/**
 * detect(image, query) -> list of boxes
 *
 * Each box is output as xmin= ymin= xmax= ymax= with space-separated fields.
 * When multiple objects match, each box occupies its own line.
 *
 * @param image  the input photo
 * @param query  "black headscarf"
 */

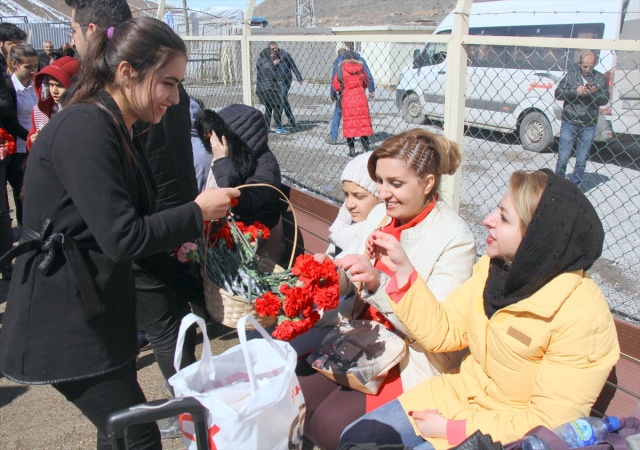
xmin=483 ymin=169 xmax=605 ymax=318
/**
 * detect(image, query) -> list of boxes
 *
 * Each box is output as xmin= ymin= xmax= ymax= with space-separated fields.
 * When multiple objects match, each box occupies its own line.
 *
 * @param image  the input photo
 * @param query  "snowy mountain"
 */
xmin=0 ymin=0 xmax=159 ymax=23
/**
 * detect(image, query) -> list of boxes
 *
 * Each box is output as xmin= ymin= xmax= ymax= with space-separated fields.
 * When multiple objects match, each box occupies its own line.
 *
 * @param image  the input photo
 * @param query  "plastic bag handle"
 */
xmin=237 ymin=314 xmax=289 ymax=394
xmin=173 ymin=313 xmax=212 ymax=373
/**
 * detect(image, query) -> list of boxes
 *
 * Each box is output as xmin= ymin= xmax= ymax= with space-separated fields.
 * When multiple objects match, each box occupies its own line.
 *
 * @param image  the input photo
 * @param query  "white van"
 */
xmin=395 ymin=0 xmax=639 ymax=152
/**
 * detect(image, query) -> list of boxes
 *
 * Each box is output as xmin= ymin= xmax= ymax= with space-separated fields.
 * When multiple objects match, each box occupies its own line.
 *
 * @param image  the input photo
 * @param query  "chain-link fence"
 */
xmin=38 ymin=7 xmax=639 ymax=323
xmin=180 ymin=24 xmax=639 ymax=324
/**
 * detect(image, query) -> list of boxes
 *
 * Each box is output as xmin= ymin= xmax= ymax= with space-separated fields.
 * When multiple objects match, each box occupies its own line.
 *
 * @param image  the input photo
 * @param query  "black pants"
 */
xmin=135 ymin=269 xmax=197 ymax=384
xmin=347 ymin=136 xmax=371 ymax=151
xmin=281 ymin=79 xmax=296 ymax=125
xmin=5 ymin=153 xmax=27 ymax=225
xmin=53 ymin=361 xmax=161 ymax=450
xmin=258 ymin=90 xmax=283 ymax=128
xmin=0 ymin=159 xmax=13 ymax=266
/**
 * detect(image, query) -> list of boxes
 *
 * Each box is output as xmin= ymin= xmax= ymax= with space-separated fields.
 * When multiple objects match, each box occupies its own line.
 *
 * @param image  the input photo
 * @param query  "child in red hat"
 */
xmin=26 ymin=56 xmax=80 ymax=150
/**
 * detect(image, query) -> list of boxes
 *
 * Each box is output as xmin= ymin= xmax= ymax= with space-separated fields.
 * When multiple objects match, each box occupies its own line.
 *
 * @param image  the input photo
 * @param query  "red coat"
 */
xmin=332 ymin=60 xmax=373 ymax=138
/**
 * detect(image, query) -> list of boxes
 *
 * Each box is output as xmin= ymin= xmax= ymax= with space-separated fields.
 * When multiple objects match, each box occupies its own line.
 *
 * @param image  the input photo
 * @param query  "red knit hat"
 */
xmin=34 ymin=56 xmax=81 ymax=97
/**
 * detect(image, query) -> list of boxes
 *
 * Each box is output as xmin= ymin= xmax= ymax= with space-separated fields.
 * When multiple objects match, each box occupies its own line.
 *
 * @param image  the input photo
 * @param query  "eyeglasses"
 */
xmin=581 ymin=65 xmax=594 ymax=69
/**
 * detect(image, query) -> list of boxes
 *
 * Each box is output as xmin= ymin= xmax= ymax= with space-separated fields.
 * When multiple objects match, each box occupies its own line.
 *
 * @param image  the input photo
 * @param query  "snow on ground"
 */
xmin=0 ymin=0 xmax=69 ymax=22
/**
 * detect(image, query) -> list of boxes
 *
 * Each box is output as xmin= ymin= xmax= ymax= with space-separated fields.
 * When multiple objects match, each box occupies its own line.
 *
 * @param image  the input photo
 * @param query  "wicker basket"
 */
xmin=202 ymin=184 xmax=298 ymax=330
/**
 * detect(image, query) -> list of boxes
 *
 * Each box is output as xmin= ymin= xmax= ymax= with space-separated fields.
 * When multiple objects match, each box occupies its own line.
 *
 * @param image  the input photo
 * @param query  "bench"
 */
xmin=281 ymin=183 xmax=640 ymax=419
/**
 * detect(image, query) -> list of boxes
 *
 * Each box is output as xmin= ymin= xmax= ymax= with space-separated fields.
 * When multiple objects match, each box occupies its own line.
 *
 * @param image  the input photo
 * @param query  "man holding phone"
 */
xmin=554 ymin=51 xmax=609 ymax=186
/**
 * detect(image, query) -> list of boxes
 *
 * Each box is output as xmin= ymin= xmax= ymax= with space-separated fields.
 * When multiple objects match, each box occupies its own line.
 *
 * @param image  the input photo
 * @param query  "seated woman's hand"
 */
xmin=313 ymin=252 xmax=330 ymax=263
xmin=367 ymin=231 xmax=415 ymax=286
xmin=195 ymin=187 xmax=240 ymax=221
xmin=410 ymin=409 xmax=447 ymax=440
xmin=334 ymin=254 xmax=380 ymax=292
xmin=210 ymin=133 xmax=228 ymax=160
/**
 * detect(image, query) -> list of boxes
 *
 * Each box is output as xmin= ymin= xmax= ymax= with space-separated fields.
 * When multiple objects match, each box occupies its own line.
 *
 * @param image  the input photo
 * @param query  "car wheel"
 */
xmin=401 ymin=93 xmax=426 ymax=124
xmin=519 ymin=111 xmax=554 ymax=153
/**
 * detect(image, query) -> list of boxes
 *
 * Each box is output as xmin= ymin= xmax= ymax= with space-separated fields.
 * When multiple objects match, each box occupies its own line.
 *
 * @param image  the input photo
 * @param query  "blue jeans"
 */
xmin=339 ymin=399 xmax=434 ymax=449
xmin=555 ymin=121 xmax=596 ymax=185
xmin=330 ymin=103 xmax=342 ymax=141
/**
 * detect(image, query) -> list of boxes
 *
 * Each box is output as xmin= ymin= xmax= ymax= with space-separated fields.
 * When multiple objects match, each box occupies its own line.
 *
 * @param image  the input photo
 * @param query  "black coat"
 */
xmin=212 ymin=104 xmax=284 ymax=228
xmin=133 ymin=84 xmax=204 ymax=304
xmin=273 ymin=48 xmax=303 ymax=84
xmin=0 ymin=74 xmax=29 ymax=141
xmin=255 ymin=48 xmax=282 ymax=98
xmin=0 ymin=92 xmax=203 ymax=383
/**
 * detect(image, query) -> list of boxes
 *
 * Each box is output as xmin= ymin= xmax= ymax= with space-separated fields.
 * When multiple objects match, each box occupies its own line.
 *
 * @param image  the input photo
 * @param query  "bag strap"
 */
xmin=237 ymin=314 xmax=290 ymax=395
xmin=173 ymin=313 xmax=211 ymax=373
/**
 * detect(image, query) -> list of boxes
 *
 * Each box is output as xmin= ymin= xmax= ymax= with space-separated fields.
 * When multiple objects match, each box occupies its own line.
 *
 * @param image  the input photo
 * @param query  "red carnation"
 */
xmin=255 ymin=292 xmax=282 ymax=318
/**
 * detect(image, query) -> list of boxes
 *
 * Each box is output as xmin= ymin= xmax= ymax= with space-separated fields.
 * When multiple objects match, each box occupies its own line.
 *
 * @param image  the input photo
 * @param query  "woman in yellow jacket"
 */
xmin=337 ymin=169 xmax=620 ymax=449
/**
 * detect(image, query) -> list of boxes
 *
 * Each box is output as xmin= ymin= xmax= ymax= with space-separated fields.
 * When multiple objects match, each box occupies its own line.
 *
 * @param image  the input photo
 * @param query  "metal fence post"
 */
xmin=241 ymin=0 xmax=256 ymax=106
xmin=441 ymin=0 xmax=473 ymax=212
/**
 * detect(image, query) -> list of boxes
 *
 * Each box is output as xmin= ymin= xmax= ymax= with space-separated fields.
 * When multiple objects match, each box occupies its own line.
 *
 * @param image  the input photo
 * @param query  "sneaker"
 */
xmin=274 ymin=127 xmax=290 ymax=135
xmin=325 ymin=137 xmax=338 ymax=145
xmin=157 ymin=416 xmax=182 ymax=440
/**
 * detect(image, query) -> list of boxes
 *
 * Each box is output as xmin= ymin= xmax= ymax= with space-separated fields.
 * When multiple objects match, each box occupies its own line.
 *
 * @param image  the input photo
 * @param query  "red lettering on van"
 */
xmin=528 ymin=82 xmax=554 ymax=91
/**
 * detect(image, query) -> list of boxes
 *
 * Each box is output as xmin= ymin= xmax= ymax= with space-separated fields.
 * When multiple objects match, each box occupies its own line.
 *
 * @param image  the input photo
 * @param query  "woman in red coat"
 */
xmin=332 ymin=50 xmax=373 ymax=157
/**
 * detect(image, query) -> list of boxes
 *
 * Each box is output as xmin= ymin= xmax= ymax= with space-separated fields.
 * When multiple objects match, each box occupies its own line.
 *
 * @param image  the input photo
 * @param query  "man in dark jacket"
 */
xmin=267 ymin=41 xmax=303 ymax=129
xmin=554 ymin=51 xmax=609 ymax=185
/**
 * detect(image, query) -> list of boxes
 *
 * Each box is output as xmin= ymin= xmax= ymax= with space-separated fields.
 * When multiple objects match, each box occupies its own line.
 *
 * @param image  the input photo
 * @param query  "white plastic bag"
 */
xmin=169 ymin=313 xmax=305 ymax=450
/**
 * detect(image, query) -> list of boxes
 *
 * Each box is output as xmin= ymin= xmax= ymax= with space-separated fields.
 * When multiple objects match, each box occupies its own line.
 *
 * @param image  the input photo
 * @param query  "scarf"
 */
xmin=483 ymin=168 xmax=605 ymax=318
xmin=375 ymin=195 xmax=437 ymax=276
xmin=328 ymin=204 xmax=368 ymax=255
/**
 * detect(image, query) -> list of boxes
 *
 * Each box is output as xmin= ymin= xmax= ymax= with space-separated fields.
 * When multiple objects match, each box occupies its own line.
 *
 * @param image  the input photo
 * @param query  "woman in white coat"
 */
xmin=299 ymin=128 xmax=476 ymax=450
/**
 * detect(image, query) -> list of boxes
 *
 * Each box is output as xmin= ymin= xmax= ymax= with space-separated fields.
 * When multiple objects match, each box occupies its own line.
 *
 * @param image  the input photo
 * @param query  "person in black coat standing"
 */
xmin=0 ymin=17 xmax=239 ymax=450
xmin=63 ymin=0 xmax=208 ymax=440
xmin=256 ymin=47 xmax=289 ymax=135
xmin=267 ymin=41 xmax=303 ymax=129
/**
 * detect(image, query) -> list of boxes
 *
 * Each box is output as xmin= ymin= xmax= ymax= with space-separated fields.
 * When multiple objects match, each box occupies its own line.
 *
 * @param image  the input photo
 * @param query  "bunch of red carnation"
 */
xmin=0 ymin=128 xmax=16 ymax=160
xmin=255 ymin=254 xmax=340 ymax=341
xmin=204 ymin=219 xmax=270 ymax=250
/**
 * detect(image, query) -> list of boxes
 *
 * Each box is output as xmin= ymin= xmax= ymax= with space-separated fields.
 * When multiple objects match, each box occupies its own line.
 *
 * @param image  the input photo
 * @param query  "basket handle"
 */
xmin=235 ymin=183 xmax=299 ymax=270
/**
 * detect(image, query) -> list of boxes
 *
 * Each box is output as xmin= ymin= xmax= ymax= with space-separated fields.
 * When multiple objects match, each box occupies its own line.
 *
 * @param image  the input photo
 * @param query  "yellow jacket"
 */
xmin=391 ymin=255 xmax=620 ymax=449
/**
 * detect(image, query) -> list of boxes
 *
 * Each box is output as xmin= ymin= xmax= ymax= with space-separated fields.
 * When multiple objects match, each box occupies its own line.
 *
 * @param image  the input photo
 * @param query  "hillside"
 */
xmin=1 ymin=0 xmax=499 ymax=27
xmin=255 ymin=0 xmax=496 ymax=28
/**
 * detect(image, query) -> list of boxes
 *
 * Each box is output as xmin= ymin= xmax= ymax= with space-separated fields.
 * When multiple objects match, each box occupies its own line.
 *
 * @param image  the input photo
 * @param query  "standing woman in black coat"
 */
xmin=0 ymin=17 xmax=239 ymax=450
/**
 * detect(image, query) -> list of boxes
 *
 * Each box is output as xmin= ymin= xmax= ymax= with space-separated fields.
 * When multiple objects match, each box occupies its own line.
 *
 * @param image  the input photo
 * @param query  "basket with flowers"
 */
xmin=190 ymin=185 xmax=341 ymax=337
xmin=0 ymin=129 xmax=17 ymax=161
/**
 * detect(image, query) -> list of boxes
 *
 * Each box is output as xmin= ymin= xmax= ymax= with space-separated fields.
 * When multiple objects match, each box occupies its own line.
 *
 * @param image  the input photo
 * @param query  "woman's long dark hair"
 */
xmin=67 ymin=16 xmax=186 ymax=107
xmin=194 ymin=109 xmax=256 ymax=181
xmin=66 ymin=17 xmax=186 ymax=166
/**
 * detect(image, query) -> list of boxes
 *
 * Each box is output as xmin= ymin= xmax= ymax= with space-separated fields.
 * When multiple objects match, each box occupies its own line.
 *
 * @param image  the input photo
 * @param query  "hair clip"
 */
xmin=107 ymin=26 xmax=115 ymax=40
